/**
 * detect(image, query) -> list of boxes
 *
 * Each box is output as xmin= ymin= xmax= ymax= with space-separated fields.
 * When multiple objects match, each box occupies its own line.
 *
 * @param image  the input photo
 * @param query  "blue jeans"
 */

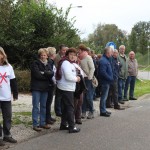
xmin=32 ymin=91 xmax=48 ymax=127
xmin=124 ymin=76 xmax=136 ymax=98
xmin=100 ymin=84 xmax=110 ymax=113
xmin=82 ymin=79 xmax=94 ymax=113
xmin=118 ymin=78 xmax=126 ymax=101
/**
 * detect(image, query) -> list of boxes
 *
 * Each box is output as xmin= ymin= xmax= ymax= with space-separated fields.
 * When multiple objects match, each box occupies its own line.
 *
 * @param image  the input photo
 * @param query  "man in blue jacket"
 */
xmin=98 ymin=47 xmax=113 ymax=117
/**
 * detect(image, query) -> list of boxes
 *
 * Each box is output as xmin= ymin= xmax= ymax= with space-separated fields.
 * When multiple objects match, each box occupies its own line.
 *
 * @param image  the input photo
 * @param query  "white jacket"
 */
xmin=57 ymin=60 xmax=78 ymax=91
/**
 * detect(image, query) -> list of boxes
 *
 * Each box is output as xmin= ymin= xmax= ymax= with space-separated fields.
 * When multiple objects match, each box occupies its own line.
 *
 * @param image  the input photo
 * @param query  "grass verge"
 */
xmin=135 ymin=79 xmax=150 ymax=97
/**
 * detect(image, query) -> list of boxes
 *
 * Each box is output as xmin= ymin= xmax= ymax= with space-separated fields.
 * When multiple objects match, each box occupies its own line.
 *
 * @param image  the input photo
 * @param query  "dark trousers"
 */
xmin=46 ymin=86 xmax=54 ymax=123
xmin=59 ymin=89 xmax=75 ymax=129
xmin=54 ymin=87 xmax=62 ymax=116
xmin=0 ymin=101 xmax=12 ymax=138
xmin=107 ymin=81 xmax=119 ymax=107
xmin=74 ymin=93 xmax=83 ymax=121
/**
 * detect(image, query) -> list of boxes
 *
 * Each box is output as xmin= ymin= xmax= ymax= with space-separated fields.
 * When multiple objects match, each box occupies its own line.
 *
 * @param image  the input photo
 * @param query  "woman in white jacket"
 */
xmin=56 ymin=48 xmax=81 ymax=133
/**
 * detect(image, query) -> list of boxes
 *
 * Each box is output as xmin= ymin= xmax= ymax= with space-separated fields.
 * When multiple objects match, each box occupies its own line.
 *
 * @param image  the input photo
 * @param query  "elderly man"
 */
xmin=98 ymin=47 xmax=113 ymax=117
xmin=124 ymin=51 xmax=138 ymax=100
xmin=118 ymin=45 xmax=128 ymax=104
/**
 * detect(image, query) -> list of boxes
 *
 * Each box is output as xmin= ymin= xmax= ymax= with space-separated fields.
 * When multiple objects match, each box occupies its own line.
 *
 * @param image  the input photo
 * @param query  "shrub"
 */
xmin=15 ymin=70 xmax=30 ymax=93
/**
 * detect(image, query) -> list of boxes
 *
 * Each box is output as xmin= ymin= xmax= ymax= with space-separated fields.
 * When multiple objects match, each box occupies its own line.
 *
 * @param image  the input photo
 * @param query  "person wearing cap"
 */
xmin=78 ymin=44 xmax=95 ymax=119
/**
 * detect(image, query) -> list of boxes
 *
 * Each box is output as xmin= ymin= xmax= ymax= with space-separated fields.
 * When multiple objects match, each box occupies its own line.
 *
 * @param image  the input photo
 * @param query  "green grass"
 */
xmin=12 ymin=111 xmax=32 ymax=127
xmin=134 ymin=79 xmax=150 ymax=97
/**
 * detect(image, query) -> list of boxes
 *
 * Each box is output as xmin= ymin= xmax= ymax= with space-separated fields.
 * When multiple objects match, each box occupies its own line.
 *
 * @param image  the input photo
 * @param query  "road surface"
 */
xmin=8 ymin=94 xmax=150 ymax=150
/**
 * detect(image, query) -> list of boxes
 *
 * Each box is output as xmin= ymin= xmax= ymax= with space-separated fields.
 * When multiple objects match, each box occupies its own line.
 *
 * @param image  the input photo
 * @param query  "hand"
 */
xmin=77 ymin=76 xmax=81 ymax=82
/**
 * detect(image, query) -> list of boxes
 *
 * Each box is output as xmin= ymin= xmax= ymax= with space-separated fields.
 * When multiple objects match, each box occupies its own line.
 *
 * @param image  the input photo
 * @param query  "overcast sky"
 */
xmin=47 ymin=0 xmax=150 ymax=39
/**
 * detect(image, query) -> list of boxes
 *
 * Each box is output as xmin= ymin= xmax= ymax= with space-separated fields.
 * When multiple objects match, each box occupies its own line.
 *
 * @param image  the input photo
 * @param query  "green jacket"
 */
xmin=118 ymin=53 xmax=128 ymax=79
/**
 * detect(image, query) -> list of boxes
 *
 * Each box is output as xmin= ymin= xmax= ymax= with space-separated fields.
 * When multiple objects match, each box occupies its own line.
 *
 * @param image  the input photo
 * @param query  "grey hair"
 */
xmin=119 ymin=45 xmax=125 ymax=50
xmin=46 ymin=47 xmax=56 ymax=56
xmin=104 ymin=47 xmax=112 ymax=54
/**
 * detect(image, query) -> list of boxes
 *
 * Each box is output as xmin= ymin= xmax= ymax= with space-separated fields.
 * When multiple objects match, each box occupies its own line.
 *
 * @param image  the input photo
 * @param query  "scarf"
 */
xmin=55 ymin=56 xmax=75 ymax=80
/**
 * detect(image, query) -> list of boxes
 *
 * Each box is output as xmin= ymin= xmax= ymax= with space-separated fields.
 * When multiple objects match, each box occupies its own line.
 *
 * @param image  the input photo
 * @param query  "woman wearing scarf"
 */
xmin=30 ymin=48 xmax=54 ymax=131
xmin=56 ymin=48 xmax=81 ymax=133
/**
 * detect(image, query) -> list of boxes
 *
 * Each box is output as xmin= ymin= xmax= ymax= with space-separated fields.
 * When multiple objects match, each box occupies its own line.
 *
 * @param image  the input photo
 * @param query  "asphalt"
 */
xmin=6 ymin=94 xmax=150 ymax=150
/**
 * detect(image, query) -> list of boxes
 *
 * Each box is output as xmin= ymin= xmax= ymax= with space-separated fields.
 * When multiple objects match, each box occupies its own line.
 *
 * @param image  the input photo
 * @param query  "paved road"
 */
xmin=138 ymin=71 xmax=150 ymax=80
xmin=7 ymin=94 xmax=150 ymax=150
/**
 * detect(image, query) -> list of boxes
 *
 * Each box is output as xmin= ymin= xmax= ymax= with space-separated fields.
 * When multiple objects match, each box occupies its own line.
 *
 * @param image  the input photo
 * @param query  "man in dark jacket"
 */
xmin=98 ymin=47 xmax=113 ymax=117
xmin=107 ymin=49 xmax=125 ymax=110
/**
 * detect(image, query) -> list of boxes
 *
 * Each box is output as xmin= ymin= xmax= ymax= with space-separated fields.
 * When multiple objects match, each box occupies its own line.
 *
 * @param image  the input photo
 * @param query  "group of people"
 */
xmin=30 ymin=43 xmax=138 ymax=133
xmin=0 ymin=43 xmax=138 ymax=146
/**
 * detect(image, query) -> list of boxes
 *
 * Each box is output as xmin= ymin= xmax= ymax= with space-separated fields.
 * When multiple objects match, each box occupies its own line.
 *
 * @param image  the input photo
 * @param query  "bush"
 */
xmin=15 ymin=70 xmax=30 ymax=93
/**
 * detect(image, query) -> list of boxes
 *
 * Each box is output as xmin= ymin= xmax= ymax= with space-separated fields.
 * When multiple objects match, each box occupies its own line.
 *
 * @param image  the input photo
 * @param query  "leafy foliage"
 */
xmin=0 ymin=0 xmax=81 ymax=69
xmin=85 ymin=23 xmax=128 ymax=54
xmin=129 ymin=21 xmax=150 ymax=54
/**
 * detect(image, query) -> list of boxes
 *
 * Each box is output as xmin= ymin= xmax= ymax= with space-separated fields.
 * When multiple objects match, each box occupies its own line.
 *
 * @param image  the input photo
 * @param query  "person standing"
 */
xmin=78 ymin=44 xmax=95 ymax=119
xmin=56 ymin=48 xmax=81 ymax=133
xmin=124 ymin=51 xmax=138 ymax=100
xmin=108 ymin=49 xmax=125 ymax=110
xmin=98 ymin=47 xmax=113 ymax=117
xmin=45 ymin=47 xmax=57 ymax=125
xmin=30 ymin=48 xmax=54 ymax=131
xmin=0 ymin=47 xmax=18 ymax=146
xmin=54 ymin=44 xmax=68 ymax=117
xmin=118 ymin=45 xmax=128 ymax=104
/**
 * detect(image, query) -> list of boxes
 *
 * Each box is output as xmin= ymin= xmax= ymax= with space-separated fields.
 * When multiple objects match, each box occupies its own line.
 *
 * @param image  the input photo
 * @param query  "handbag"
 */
xmin=92 ymin=75 xmax=98 ymax=88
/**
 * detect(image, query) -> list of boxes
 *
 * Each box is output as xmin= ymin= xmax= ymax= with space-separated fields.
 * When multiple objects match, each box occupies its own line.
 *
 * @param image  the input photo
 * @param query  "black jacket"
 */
xmin=30 ymin=59 xmax=54 ymax=91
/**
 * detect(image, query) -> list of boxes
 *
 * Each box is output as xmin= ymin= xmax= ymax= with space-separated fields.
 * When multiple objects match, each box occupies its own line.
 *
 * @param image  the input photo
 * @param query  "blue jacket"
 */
xmin=98 ymin=54 xmax=113 ymax=84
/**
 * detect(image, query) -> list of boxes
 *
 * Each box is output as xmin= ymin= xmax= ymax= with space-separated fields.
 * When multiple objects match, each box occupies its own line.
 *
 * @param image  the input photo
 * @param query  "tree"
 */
xmin=86 ymin=23 xmax=128 ymax=54
xmin=0 ymin=0 xmax=81 ymax=69
xmin=129 ymin=21 xmax=150 ymax=54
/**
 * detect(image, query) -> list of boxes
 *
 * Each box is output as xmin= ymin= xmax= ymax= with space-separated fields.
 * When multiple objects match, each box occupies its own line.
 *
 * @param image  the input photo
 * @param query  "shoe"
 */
xmin=40 ymin=124 xmax=51 ymax=129
xmin=50 ymin=117 xmax=56 ymax=122
xmin=129 ymin=97 xmax=137 ymax=100
xmin=81 ymin=113 xmax=86 ymax=119
xmin=60 ymin=125 xmax=69 ymax=130
xmin=87 ymin=112 xmax=94 ymax=119
xmin=123 ymin=98 xmax=129 ymax=101
xmin=75 ymin=120 xmax=82 ymax=124
xmin=0 ymin=139 xmax=5 ymax=146
xmin=69 ymin=127 xmax=80 ymax=133
xmin=100 ymin=112 xmax=110 ymax=117
xmin=3 ymin=137 xmax=17 ymax=143
xmin=46 ymin=120 xmax=55 ymax=125
xmin=114 ymin=106 xmax=125 ymax=110
xmin=118 ymin=101 xmax=125 ymax=104
xmin=106 ymin=111 xmax=111 ymax=115
xmin=106 ymin=105 xmax=113 ymax=108
xmin=33 ymin=126 xmax=42 ymax=132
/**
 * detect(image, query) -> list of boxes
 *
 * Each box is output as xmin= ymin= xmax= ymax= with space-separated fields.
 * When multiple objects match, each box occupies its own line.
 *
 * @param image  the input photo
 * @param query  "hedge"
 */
xmin=15 ymin=70 xmax=31 ymax=93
